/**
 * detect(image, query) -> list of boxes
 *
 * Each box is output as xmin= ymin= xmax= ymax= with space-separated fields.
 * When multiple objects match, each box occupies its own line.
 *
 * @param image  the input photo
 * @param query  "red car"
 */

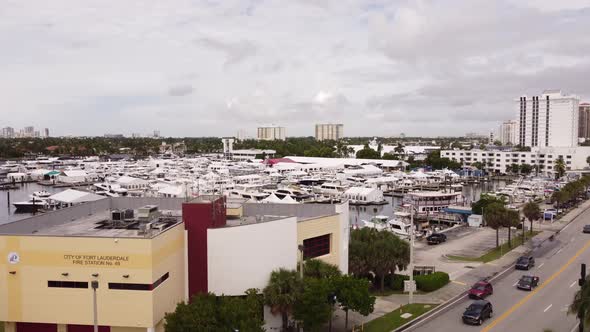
xmin=468 ymin=281 xmax=493 ymax=299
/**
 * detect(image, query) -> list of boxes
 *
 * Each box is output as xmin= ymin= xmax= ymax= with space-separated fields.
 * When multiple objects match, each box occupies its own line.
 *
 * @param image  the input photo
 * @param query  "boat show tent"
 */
xmin=262 ymin=193 xmax=282 ymax=203
xmin=49 ymin=189 xmax=104 ymax=205
xmin=280 ymin=195 xmax=299 ymax=204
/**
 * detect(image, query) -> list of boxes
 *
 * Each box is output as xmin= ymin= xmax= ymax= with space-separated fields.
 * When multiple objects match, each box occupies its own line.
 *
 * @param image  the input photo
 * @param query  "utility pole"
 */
xmin=298 ymin=245 xmax=305 ymax=279
xmin=91 ymin=280 xmax=99 ymax=332
xmin=409 ymin=207 xmax=415 ymax=304
xmin=579 ymin=264 xmax=586 ymax=332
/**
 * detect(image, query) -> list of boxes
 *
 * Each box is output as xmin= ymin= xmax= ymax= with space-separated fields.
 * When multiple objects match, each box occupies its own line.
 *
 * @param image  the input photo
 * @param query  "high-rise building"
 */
xmin=579 ymin=103 xmax=590 ymax=140
xmin=517 ymin=90 xmax=580 ymax=148
xmin=24 ymin=126 xmax=34 ymax=138
xmin=257 ymin=125 xmax=286 ymax=141
xmin=153 ymin=130 xmax=161 ymax=138
xmin=315 ymin=124 xmax=343 ymax=141
xmin=499 ymin=120 xmax=518 ymax=145
xmin=1 ymin=127 xmax=14 ymax=138
xmin=44 ymin=128 xmax=50 ymax=138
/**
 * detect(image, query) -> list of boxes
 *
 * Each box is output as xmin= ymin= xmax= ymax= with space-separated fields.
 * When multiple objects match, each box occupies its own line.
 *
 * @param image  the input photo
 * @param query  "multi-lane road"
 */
xmin=410 ymin=208 xmax=590 ymax=332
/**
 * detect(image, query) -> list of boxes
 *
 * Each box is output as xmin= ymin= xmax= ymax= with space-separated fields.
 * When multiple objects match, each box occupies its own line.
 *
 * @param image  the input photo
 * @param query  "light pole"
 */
xmin=409 ymin=207 xmax=415 ymax=304
xmin=91 ymin=280 xmax=99 ymax=332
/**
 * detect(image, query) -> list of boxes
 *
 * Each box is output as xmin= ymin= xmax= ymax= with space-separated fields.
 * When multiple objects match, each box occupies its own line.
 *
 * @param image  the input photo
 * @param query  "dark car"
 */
xmin=583 ymin=225 xmax=590 ymax=234
xmin=515 ymin=256 xmax=535 ymax=270
xmin=516 ymin=275 xmax=540 ymax=291
xmin=427 ymin=233 xmax=447 ymax=245
xmin=468 ymin=281 xmax=493 ymax=299
xmin=462 ymin=300 xmax=493 ymax=325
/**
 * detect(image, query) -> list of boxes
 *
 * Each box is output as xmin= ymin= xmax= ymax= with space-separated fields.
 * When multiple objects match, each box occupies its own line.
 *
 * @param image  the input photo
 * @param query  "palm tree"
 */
xmin=555 ymin=158 xmax=566 ymax=180
xmin=263 ymin=269 xmax=302 ymax=331
xmin=503 ymin=209 xmax=520 ymax=248
xmin=569 ymin=276 xmax=590 ymax=331
xmin=523 ymin=201 xmax=541 ymax=235
xmin=485 ymin=202 xmax=506 ymax=248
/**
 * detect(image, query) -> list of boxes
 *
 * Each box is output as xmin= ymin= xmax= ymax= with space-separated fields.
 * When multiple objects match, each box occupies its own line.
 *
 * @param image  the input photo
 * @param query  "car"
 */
xmin=462 ymin=300 xmax=493 ymax=325
xmin=468 ymin=281 xmax=493 ymax=299
xmin=427 ymin=233 xmax=447 ymax=245
xmin=583 ymin=225 xmax=590 ymax=234
xmin=515 ymin=256 xmax=535 ymax=270
xmin=516 ymin=275 xmax=540 ymax=291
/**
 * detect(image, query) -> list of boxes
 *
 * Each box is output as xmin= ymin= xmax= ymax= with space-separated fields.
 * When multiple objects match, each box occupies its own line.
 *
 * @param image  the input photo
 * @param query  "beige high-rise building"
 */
xmin=579 ymin=103 xmax=590 ymax=139
xmin=257 ymin=125 xmax=286 ymax=141
xmin=315 ymin=124 xmax=343 ymax=141
xmin=499 ymin=120 xmax=518 ymax=145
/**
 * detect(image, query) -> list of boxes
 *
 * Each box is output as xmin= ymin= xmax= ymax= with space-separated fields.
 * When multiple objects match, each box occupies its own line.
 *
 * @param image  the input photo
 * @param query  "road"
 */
xmin=410 ymin=209 xmax=590 ymax=332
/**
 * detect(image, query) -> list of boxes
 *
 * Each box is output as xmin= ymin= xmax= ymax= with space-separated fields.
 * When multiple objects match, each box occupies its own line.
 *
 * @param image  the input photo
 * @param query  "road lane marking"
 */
xmin=543 ymin=304 xmax=553 ymax=312
xmin=452 ymin=280 xmax=466 ymax=286
xmin=570 ymin=322 xmax=580 ymax=332
xmin=538 ymin=263 xmax=545 ymax=269
xmin=557 ymin=248 xmax=563 ymax=255
xmin=481 ymin=239 xmax=590 ymax=332
xmin=570 ymin=280 xmax=578 ymax=288
xmin=563 ymin=223 xmax=571 ymax=231
xmin=513 ymin=282 xmax=518 ymax=287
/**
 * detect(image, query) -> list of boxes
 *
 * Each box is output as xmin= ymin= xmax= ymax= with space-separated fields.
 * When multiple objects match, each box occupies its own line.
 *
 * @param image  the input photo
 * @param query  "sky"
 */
xmin=2 ymin=0 xmax=590 ymax=137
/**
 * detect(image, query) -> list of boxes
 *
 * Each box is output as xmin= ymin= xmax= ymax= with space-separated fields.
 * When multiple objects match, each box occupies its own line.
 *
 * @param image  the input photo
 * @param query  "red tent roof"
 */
xmin=263 ymin=158 xmax=296 ymax=165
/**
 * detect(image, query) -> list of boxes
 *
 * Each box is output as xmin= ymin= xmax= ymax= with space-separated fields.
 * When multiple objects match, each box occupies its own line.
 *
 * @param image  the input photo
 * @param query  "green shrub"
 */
xmin=414 ymin=272 xmax=450 ymax=292
xmin=390 ymin=274 xmax=410 ymax=291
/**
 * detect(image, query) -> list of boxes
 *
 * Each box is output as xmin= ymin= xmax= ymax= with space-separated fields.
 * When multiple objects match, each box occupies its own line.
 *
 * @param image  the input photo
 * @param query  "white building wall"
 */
xmin=207 ymin=217 xmax=298 ymax=296
xmin=441 ymin=147 xmax=590 ymax=175
xmin=334 ymin=201 xmax=349 ymax=274
xmin=517 ymin=90 xmax=580 ymax=148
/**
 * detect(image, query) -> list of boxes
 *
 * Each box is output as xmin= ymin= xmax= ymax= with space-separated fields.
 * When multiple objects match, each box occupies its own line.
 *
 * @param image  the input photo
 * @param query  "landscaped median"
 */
xmin=446 ymin=231 xmax=540 ymax=263
xmin=363 ymin=304 xmax=437 ymax=332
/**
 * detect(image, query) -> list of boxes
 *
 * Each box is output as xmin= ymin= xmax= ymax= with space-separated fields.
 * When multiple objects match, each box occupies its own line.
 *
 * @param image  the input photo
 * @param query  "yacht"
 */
xmin=31 ymin=190 xmax=52 ymax=198
xmin=13 ymin=198 xmax=55 ymax=212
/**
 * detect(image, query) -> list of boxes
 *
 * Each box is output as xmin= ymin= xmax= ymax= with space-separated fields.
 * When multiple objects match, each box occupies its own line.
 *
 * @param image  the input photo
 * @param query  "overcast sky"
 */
xmin=2 ymin=0 xmax=590 ymax=137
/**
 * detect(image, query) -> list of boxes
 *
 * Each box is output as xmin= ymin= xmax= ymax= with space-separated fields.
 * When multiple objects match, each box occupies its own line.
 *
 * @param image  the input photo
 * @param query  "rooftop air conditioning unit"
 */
xmin=111 ymin=210 xmax=123 ymax=221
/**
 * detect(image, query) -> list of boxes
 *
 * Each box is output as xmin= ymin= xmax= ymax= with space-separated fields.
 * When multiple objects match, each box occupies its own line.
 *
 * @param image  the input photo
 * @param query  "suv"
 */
xmin=515 ymin=256 xmax=535 ymax=270
xmin=462 ymin=300 xmax=493 ymax=325
xmin=583 ymin=225 xmax=590 ymax=234
xmin=468 ymin=281 xmax=493 ymax=299
xmin=427 ymin=233 xmax=447 ymax=245
xmin=516 ymin=275 xmax=540 ymax=291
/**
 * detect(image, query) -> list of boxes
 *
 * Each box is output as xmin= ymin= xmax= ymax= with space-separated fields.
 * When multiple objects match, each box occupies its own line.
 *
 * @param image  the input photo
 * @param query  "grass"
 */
xmin=364 ymin=303 xmax=437 ymax=332
xmin=447 ymin=231 xmax=541 ymax=263
xmin=370 ymin=289 xmax=424 ymax=296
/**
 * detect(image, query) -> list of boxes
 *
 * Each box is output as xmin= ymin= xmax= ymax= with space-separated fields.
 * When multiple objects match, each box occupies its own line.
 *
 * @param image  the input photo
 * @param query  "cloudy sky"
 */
xmin=2 ymin=0 xmax=590 ymax=137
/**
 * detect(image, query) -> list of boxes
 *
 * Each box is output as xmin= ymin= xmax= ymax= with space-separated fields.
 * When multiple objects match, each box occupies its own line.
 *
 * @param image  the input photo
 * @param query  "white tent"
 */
xmin=280 ymin=195 xmax=299 ymax=204
xmin=49 ymin=189 xmax=104 ymax=204
xmin=262 ymin=193 xmax=282 ymax=203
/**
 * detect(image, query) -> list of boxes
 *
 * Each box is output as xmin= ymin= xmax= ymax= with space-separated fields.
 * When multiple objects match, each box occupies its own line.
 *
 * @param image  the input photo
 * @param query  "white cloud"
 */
xmin=1 ymin=0 xmax=589 ymax=137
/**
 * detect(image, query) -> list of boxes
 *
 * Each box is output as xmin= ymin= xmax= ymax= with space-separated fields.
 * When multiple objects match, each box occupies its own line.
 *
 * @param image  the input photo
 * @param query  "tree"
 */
xmin=522 ymin=201 xmax=541 ymax=234
xmin=485 ymin=202 xmax=507 ymax=248
xmin=349 ymin=228 xmax=410 ymax=291
xmin=471 ymin=194 xmax=506 ymax=215
xmin=293 ymin=278 xmax=333 ymax=332
xmin=303 ymin=259 xmax=342 ymax=279
xmin=263 ymin=268 xmax=302 ymax=330
xmin=555 ymin=157 xmax=566 ymax=180
xmin=569 ymin=276 xmax=590 ymax=331
xmin=382 ymin=152 xmax=400 ymax=160
xmin=165 ymin=290 xmax=265 ymax=332
xmin=356 ymin=144 xmax=381 ymax=159
xmin=334 ymin=275 xmax=376 ymax=330
xmin=587 ymin=155 xmax=590 ymax=168
xmin=503 ymin=208 xmax=520 ymax=248
xmin=551 ymin=190 xmax=569 ymax=212
xmin=493 ymin=140 xmax=502 ymax=146
xmin=394 ymin=143 xmax=405 ymax=155
xmin=471 ymin=161 xmax=484 ymax=170
xmin=520 ymin=163 xmax=533 ymax=175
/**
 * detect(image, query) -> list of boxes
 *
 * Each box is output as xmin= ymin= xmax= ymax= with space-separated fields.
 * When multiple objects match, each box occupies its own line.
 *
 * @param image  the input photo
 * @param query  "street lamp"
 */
xmin=327 ymin=293 xmax=337 ymax=332
xmin=91 ymin=280 xmax=99 ymax=332
xmin=298 ymin=244 xmax=305 ymax=279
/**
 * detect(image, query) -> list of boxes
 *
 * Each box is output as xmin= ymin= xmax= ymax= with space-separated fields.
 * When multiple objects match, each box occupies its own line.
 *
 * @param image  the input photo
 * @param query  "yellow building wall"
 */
xmin=0 ymin=224 xmax=185 ymax=329
xmin=227 ymin=206 xmax=243 ymax=217
xmin=297 ymin=214 xmax=341 ymax=268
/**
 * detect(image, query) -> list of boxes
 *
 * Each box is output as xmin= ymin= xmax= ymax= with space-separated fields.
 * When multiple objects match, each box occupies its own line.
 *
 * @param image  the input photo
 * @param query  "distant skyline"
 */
xmin=2 ymin=0 xmax=590 ymax=137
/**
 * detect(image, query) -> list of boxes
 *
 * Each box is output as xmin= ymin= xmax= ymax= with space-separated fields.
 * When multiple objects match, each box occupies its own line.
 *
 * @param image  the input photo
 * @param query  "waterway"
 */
xmin=0 ymin=182 xmax=62 ymax=224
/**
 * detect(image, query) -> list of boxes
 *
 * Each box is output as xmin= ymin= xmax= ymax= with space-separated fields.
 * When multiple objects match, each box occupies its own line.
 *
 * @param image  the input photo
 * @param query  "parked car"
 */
xmin=427 ymin=233 xmax=447 ymax=245
xmin=515 ymin=256 xmax=535 ymax=270
xmin=544 ymin=208 xmax=558 ymax=220
xmin=583 ymin=225 xmax=590 ymax=234
xmin=516 ymin=275 xmax=540 ymax=291
xmin=462 ymin=300 xmax=493 ymax=325
xmin=468 ymin=281 xmax=493 ymax=299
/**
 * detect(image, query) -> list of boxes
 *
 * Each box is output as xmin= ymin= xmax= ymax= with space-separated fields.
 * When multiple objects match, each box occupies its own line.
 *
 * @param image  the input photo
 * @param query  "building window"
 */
xmin=303 ymin=234 xmax=331 ymax=259
xmin=48 ymin=281 xmax=89 ymax=289
xmin=567 ymin=155 xmax=572 ymax=159
xmin=109 ymin=272 xmax=169 ymax=291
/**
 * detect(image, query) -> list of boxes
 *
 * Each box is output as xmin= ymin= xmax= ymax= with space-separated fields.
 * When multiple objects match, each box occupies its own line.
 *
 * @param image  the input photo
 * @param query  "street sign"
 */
xmin=404 ymin=280 xmax=417 ymax=293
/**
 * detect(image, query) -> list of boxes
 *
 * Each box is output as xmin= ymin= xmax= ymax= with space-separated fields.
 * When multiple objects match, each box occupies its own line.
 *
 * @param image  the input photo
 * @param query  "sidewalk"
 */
xmin=331 ymin=199 xmax=590 ymax=332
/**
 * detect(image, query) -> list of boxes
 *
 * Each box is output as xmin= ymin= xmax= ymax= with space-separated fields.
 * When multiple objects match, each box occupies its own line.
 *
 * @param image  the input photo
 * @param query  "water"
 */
xmin=0 ymin=183 xmax=62 ymax=224
xmin=348 ymin=180 xmax=508 ymax=225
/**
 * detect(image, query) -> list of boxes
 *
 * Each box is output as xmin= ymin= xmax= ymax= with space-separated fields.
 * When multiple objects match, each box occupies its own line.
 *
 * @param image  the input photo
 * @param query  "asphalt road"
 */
xmin=410 ymin=209 xmax=590 ymax=332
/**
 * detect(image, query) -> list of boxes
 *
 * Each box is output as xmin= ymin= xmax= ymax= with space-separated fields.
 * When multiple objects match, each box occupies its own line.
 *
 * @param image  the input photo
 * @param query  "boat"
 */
xmin=31 ymin=190 xmax=52 ymax=198
xmin=361 ymin=215 xmax=389 ymax=231
xmin=13 ymin=198 xmax=55 ymax=212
